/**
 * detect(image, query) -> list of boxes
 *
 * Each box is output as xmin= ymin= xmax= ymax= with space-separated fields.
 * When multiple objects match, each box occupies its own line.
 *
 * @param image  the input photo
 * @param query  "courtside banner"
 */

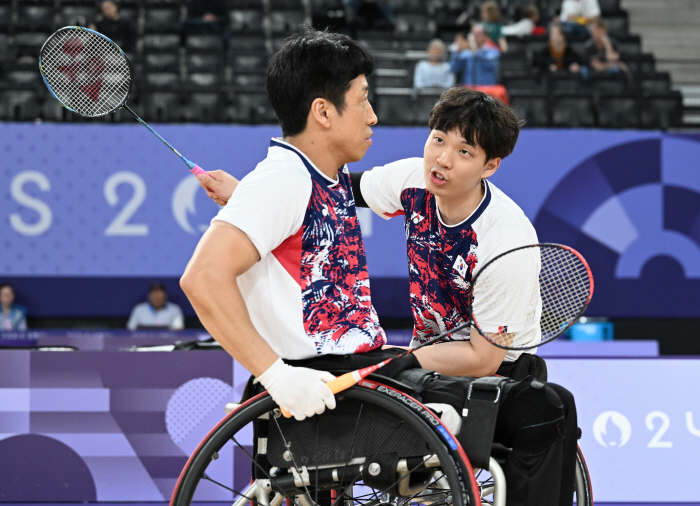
xmin=2 ymin=124 xmax=700 ymax=317
xmin=548 ymin=358 xmax=700 ymax=502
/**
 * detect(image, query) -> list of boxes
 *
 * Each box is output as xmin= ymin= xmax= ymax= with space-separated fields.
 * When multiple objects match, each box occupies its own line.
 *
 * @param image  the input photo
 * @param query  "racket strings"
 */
xmin=539 ymin=247 xmax=591 ymax=341
xmin=41 ymin=28 xmax=131 ymax=117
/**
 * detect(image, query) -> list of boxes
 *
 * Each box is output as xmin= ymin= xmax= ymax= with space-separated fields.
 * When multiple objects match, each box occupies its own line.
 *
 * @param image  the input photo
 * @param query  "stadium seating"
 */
xmin=0 ymin=0 xmax=684 ymax=129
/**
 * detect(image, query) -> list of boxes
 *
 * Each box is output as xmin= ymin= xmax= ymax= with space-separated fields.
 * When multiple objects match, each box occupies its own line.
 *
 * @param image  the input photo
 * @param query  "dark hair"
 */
xmin=149 ymin=282 xmax=167 ymax=294
xmin=428 ymin=87 xmax=522 ymax=162
xmin=0 ymin=283 xmax=13 ymax=292
xmin=266 ymin=27 xmax=375 ymax=137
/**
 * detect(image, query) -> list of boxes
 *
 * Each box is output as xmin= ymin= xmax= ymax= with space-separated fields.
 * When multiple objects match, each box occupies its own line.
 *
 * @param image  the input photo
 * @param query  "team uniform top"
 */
xmin=360 ymin=158 xmax=541 ymax=361
xmin=213 ymin=139 xmax=386 ymax=360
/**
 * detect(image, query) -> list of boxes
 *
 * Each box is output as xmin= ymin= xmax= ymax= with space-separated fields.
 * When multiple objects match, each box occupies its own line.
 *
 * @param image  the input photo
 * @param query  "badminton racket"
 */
xmin=39 ymin=26 xmax=207 ymax=178
xmin=281 ymin=243 xmax=593 ymax=417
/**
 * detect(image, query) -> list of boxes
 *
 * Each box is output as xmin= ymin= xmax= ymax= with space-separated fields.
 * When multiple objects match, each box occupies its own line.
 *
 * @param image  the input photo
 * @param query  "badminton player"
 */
xmin=198 ymin=86 xmax=579 ymax=506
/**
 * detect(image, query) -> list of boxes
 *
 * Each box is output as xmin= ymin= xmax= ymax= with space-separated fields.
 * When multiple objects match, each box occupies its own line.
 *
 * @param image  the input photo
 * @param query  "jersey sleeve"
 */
xmin=360 ymin=158 xmax=424 ymax=220
xmin=212 ymin=164 xmax=312 ymax=260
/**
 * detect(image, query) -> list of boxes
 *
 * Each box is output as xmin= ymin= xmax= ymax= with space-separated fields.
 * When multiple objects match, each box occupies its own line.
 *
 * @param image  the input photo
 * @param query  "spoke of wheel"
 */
xmin=231 ymin=434 xmax=292 ymax=500
xmin=332 ymin=402 xmax=365 ymax=506
xmin=272 ymin=413 xmax=315 ymax=502
xmin=201 ymin=473 xmax=252 ymax=500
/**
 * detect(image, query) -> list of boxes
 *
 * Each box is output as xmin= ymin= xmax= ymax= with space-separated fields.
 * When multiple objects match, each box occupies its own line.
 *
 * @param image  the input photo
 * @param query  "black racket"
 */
xmin=280 ymin=243 xmax=593 ymax=416
xmin=39 ymin=26 xmax=207 ymax=179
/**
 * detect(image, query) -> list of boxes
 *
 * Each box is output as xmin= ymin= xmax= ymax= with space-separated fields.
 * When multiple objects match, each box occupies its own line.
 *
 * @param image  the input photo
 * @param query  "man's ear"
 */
xmin=482 ymin=157 xmax=501 ymax=178
xmin=308 ymin=97 xmax=332 ymax=129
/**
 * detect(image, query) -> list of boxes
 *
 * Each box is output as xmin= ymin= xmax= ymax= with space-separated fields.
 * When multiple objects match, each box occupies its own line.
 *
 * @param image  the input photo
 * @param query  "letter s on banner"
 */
xmin=10 ymin=171 xmax=53 ymax=236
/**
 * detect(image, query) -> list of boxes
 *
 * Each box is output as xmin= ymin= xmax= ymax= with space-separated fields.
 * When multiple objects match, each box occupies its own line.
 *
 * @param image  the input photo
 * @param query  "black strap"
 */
xmin=350 ymin=171 xmax=369 ymax=208
xmin=458 ymin=376 xmax=511 ymax=469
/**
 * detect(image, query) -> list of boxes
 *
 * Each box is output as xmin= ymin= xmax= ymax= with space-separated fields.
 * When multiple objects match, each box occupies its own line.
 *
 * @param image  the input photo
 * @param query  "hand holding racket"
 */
xmin=39 ymin=27 xmax=207 ymax=179
xmin=280 ymin=243 xmax=593 ymax=417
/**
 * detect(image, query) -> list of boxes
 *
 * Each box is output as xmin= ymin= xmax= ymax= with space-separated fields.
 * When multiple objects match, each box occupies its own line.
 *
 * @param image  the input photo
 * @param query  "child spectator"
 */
xmin=414 ymin=39 xmax=456 ymax=90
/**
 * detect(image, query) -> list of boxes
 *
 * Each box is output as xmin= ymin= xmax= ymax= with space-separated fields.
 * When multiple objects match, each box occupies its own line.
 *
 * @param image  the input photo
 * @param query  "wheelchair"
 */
xmin=170 ymin=373 xmax=592 ymax=506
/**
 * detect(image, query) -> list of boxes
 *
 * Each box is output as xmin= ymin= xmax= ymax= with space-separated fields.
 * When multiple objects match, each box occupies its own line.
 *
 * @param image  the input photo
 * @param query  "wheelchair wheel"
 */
xmin=170 ymin=382 xmax=480 ymax=506
xmin=473 ymin=444 xmax=592 ymax=506
xmin=574 ymin=445 xmax=592 ymax=506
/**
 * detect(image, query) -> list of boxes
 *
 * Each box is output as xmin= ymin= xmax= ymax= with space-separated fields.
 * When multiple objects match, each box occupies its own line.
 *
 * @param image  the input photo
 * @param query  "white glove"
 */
xmin=257 ymin=358 xmax=336 ymax=421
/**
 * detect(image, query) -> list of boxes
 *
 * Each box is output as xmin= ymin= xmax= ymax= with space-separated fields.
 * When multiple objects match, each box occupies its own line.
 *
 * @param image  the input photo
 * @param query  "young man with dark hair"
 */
xmin=181 ymin=28 xmax=386 ymax=422
xmin=199 ymin=87 xmax=579 ymax=506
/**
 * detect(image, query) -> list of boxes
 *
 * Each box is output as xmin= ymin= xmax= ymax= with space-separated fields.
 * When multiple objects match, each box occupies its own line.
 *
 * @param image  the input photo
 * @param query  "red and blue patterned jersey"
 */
xmin=214 ymin=139 xmax=386 ymax=360
xmin=361 ymin=157 xmax=540 ymax=360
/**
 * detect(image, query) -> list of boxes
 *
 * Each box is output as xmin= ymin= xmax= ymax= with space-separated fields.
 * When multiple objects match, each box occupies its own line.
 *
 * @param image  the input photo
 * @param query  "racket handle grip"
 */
xmin=279 ymin=371 xmax=360 ymax=418
xmin=190 ymin=165 xmax=207 ymax=177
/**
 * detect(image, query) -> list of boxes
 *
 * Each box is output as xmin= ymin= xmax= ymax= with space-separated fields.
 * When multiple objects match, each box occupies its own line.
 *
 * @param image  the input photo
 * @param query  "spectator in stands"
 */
xmin=347 ymin=0 xmax=396 ymax=30
xmin=0 ymin=283 xmax=27 ymax=331
xmin=450 ymin=25 xmax=500 ymax=86
xmin=479 ymin=1 xmax=508 ymax=51
xmin=585 ymin=19 xmax=629 ymax=74
xmin=557 ymin=0 xmax=600 ymax=38
xmin=90 ymin=1 xmax=135 ymax=53
xmin=184 ymin=0 xmax=227 ymax=34
xmin=413 ymin=39 xmax=456 ymax=90
xmin=502 ymin=4 xmax=543 ymax=37
xmin=127 ymin=282 xmax=184 ymax=331
xmin=535 ymin=23 xmax=584 ymax=74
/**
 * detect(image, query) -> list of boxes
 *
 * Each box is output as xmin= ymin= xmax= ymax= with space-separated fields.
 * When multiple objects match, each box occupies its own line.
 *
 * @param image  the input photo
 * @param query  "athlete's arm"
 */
xmin=350 ymin=171 xmax=369 ymax=208
xmin=181 ymin=221 xmax=277 ymax=376
xmin=412 ymin=328 xmax=508 ymax=377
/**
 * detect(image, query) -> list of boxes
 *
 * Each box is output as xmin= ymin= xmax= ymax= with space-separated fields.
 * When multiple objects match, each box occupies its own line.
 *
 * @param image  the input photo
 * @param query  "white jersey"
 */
xmin=213 ymin=139 xmax=385 ymax=360
xmin=360 ymin=158 xmax=540 ymax=361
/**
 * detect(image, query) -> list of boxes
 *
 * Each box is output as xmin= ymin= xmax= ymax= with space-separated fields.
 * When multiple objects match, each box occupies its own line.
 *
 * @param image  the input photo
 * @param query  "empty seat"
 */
xmin=509 ymin=91 xmax=549 ymax=127
xmin=0 ymin=89 xmax=40 ymax=121
xmin=228 ymin=9 xmax=264 ymax=34
xmin=0 ymin=5 xmax=12 ymax=33
xmin=598 ymin=0 xmax=622 ymax=15
xmin=395 ymin=14 xmax=434 ymax=36
xmin=186 ymin=72 xmax=222 ymax=91
xmin=58 ymin=6 xmax=95 ymax=27
xmin=547 ymin=73 xmax=585 ymax=94
xmin=231 ymin=92 xmax=276 ymax=123
xmin=499 ymin=50 xmax=531 ymax=78
xmin=142 ymin=72 xmax=181 ymax=91
xmin=185 ymin=34 xmax=225 ymax=53
xmin=232 ymin=73 xmax=267 ymax=92
xmin=144 ymin=7 xmax=182 ymax=33
xmin=597 ymin=95 xmax=637 ymax=128
xmin=503 ymin=75 xmax=545 ymax=93
xmin=605 ymin=13 xmax=629 ymax=37
xmin=638 ymin=92 xmax=683 ymax=130
xmin=142 ymin=34 xmax=181 ymax=51
xmin=144 ymin=52 xmax=180 ymax=72
xmin=186 ymin=53 xmax=220 ymax=72
xmin=269 ymin=11 xmax=306 ymax=35
xmin=227 ymin=35 xmax=267 ymax=53
xmin=375 ymin=90 xmax=416 ymax=126
xmin=414 ymin=89 xmax=443 ymax=123
xmin=550 ymin=95 xmax=596 ymax=127
xmin=639 ymin=73 xmax=671 ymax=95
xmin=16 ymin=6 xmax=55 ymax=32
xmin=13 ymin=32 xmax=49 ymax=60
xmin=625 ymin=53 xmax=656 ymax=78
xmin=142 ymin=91 xmax=182 ymax=123
xmin=4 ymin=70 xmax=42 ymax=87
xmin=229 ymin=51 xmax=267 ymax=72
xmin=590 ymin=72 xmax=629 ymax=95
xmin=375 ymin=68 xmax=411 ymax=88
xmin=182 ymin=92 xmax=223 ymax=122
xmin=616 ymin=35 xmax=642 ymax=57
xmin=41 ymin=96 xmax=72 ymax=122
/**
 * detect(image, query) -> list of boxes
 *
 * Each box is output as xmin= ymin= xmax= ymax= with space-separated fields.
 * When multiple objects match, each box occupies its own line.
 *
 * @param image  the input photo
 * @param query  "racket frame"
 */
xmin=469 ymin=242 xmax=594 ymax=350
xmin=39 ymin=26 xmax=133 ymax=118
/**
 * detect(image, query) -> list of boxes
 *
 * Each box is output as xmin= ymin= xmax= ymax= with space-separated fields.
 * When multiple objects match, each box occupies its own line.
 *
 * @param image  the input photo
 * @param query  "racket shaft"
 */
xmin=280 ymin=359 xmax=393 ymax=418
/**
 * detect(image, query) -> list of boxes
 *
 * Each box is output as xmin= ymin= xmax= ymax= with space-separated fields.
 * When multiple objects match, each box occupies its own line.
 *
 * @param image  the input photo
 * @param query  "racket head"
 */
xmin=39 ymin=26 xmax=132 ymax=118
xmin=471 ymin=243 xmax=593 ymax=350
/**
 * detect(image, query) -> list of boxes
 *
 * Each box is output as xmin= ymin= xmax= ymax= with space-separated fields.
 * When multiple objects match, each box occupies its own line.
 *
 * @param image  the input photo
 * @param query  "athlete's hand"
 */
xmin=257 ymin=358 xmax=336 ymax=420
xmin=197 ymin=170 xmax=239 ymax=206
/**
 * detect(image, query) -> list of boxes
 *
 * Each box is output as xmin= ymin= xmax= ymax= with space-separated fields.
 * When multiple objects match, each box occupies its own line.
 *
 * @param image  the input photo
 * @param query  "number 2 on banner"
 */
xmin=104 ymin=171 xmax=148 ymax=236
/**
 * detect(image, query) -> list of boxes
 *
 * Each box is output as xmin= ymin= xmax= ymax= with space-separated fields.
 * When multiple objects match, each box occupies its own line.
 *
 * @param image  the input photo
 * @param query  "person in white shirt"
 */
xmin=127 ymin=282 xmax=184 ymax=330
xmin=413 ymin=39 xmax=456 ymax=90
xmin=558 ymin=0 xmax=600 ymax=37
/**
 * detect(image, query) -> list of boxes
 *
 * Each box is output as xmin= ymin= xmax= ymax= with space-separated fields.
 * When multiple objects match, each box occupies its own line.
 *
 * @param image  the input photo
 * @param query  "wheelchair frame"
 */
xmin=170 ymin=378 xmax=592 ymax=506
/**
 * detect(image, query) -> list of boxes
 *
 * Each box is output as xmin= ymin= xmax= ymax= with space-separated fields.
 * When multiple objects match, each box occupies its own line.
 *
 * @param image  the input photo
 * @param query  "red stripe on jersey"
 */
xmin=272 ymin=227 xmax=303 ymax=286
xmin=384 ymin=210 xmax=405 ymax=218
